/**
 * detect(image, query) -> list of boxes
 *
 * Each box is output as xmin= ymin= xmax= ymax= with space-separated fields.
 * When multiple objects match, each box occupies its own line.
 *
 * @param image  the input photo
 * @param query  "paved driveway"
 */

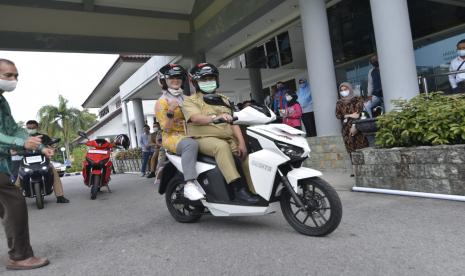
xmin=0 ymin=172 xmax=464 ymax=276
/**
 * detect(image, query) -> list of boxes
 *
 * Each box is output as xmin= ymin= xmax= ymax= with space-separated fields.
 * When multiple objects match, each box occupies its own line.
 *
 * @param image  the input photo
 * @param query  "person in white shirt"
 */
xmin=449 ymin=39 xmax=465 ymax=94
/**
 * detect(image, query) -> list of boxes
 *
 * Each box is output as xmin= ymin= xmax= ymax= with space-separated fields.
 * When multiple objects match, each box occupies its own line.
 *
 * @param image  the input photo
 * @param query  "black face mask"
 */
xmin=371 ymin=61 xmax=379 ymax=67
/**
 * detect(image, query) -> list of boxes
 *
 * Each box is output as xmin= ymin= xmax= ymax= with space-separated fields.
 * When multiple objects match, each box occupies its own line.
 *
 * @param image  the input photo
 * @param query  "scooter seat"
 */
xmin=197 ymin=154 xmax=217 ymax=165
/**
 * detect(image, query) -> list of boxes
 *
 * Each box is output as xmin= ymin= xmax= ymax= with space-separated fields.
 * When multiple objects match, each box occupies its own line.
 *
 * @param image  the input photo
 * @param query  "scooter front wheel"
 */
xmin=165 ymin=176 xmax=202 ymax=223
xmin=90 ymin=175 xmax=100 ymax=200
xmin=280 ymin=177 xmax=342 ymax=236
xmin=33 ymin=182 xmax=44 ymax=209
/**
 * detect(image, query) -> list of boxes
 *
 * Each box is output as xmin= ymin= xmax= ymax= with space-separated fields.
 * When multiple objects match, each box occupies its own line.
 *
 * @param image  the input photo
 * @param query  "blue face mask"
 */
xmin=299 ymin=83 xmax=306 ymax=88
xmin=458 ymin=49 xmax=465 ymax=57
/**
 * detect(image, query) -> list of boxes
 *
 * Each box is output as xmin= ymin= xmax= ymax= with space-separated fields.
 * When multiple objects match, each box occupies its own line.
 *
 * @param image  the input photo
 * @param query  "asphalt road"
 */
xmin=0 ymin=172 xmax=464 ymax=276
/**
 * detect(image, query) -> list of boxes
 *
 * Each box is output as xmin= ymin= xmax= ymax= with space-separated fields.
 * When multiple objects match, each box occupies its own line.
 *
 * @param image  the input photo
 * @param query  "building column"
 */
xmin=186 ymin=52 xmax=207 ymax=95
xmin=299 ymin=0 xmax=340 ymax=137
xmin=193 ymin=52 xmax=206 ymax=65
xmin=146 ymin=116 xmax=155 ymax=130
xmin=248 ymin=68 xmax=265 ymax=104
xmin=129 ymin=121 xmax=138 ymax=149
xmin=370 ymin=0 xmax=419 ymax=111
xmin=122 ymin=100 xmax=133 ymax=147
xmin=131 ymin=98 xmax=145 ymax=148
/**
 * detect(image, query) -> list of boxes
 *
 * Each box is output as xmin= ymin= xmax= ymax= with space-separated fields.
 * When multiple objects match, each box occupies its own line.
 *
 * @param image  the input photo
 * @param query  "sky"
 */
xmin=0 ymin=51 xmax=118 ymax=123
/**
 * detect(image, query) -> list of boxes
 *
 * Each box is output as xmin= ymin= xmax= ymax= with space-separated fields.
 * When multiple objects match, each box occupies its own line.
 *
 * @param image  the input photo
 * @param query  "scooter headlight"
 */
xmin=42 ymin=166 xmax=48 ymax=171
xmin=275 ymin=141 xmax=304 ymax=160
xmin=23 ymin=167 xmax=31 ymax=173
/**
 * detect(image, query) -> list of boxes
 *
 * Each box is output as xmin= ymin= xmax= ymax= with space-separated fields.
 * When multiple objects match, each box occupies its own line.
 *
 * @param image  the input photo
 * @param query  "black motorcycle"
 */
xmin=18 ymin=138 xmax=60 ymax=209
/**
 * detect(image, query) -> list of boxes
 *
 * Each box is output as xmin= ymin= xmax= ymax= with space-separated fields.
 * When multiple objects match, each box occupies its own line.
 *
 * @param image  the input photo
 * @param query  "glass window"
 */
xmin=277 ymin=32 xmax=293 ymax=66
xmin=265 ymin=39 xmax=280 ymax=68
xmin=328 ymin=0 xmax=376 ymax=64
xmin=408 ymin=0 xmax=465 ymax=40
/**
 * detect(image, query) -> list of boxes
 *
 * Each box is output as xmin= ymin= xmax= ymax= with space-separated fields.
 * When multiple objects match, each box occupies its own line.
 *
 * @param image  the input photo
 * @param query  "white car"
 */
xmin=52 ymin=161 xmax=67 ymax=177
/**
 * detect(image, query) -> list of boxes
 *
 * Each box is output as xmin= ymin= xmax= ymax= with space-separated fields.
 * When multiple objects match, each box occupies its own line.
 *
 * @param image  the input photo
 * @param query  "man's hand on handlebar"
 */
xmin=41 ymin=147 xmax=55 ymax=158
xmin=24 ymin=136 xmax=42 ymax=150
xmin=212 ymin=113 xmax=234 ymax=124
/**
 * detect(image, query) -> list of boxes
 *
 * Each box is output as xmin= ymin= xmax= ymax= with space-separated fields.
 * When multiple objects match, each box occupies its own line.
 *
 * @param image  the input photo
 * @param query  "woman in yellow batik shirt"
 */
xmin=154 ymin=64 xmax=203 ymax=201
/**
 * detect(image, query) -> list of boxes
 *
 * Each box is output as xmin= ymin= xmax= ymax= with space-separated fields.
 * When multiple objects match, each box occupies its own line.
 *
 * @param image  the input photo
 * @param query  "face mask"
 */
xmin=198 ymin=81 xmax=217 ymax=94
xmin=285 ymin=95 xmax=293 ymax=101
xmin=299 ymin=83 xmax=306 ymax=88
xmin=340 ymin=90 xmax=350 ymax=97
xmin=27 ymin=129 xmax=37 ymax=135
xmin=0 ymin=79 xmax=17 ymax=92
xmin=153 ymin=127 xmax=159 ymax=132
xmin=168 ymin=88 xmax=183 ymax=96
xmin=458 ymin=49 xmax=465 ymax=57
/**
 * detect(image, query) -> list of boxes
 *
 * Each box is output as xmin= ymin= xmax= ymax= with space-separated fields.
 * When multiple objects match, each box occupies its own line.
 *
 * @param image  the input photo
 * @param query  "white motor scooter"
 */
xmin=158 ymin=95 xmax=342 ymax=236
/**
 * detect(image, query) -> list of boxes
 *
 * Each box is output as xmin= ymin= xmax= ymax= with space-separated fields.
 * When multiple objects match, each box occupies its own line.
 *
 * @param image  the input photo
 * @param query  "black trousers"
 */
xmin=301 ymin=112 xmax=317 ymax=137
xmin=0 ymin=173 xmax=34 ymax=261
xmin=453 ymin=81 xmax=465 ymax=94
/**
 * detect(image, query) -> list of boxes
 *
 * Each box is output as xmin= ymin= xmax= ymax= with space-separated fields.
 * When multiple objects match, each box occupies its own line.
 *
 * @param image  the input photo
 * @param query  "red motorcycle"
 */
xmin=78 ymin=132 xmax=130 ymax=199
xmin=78 ymin=131 xmax=114 ymax=200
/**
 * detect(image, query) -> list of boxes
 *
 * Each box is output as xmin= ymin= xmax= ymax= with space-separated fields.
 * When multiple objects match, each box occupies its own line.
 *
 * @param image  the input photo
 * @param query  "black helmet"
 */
xmin=189 ymin=63 xmax=219 ymax=92
xmin=113 ymin=134 xmax=130 ymax=150
xmin=158 ymin=63 xmax=187 ymax=90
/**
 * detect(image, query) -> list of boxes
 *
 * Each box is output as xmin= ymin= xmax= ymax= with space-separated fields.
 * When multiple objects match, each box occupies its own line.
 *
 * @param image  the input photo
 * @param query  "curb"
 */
xmin=63 ymin=172 xmax=82 ymax=177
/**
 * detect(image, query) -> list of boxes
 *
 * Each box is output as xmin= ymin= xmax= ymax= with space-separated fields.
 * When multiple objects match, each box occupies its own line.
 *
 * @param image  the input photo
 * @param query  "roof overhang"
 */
xmin=82 ymin=55 xmax=150 ymax=108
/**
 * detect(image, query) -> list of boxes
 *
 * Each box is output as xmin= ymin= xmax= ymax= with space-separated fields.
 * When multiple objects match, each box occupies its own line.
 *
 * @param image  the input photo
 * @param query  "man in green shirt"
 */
xmin=0 ymin=58 xmax=51 ymax=270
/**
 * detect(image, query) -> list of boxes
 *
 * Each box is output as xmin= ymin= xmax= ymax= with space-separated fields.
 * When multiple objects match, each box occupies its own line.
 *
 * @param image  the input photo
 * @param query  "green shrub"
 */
xmin=69 ymin=145 xmax=87 ymax=172
xmin=115 ymin=148 xmax=142 ymax=160
xmin=376 ymin=92 xmax=465 ymax=148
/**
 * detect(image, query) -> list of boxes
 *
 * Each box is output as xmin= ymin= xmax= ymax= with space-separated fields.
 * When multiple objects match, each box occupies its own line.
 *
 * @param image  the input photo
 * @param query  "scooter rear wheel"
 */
xmin=280 ymin=177 xmax=342 ymax=236
xmin=165 ymin=176 xmax=202 ymax=223
xmin=33 ymin=182 xmax=44 ymax=209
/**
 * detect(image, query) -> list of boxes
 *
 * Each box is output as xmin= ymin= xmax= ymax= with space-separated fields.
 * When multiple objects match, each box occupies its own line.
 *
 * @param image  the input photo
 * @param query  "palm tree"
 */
xmin=38 ymin=95 xmax=97 ymax=159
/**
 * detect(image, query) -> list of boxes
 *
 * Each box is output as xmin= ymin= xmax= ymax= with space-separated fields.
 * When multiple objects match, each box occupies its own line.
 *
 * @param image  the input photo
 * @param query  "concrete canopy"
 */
xmin=0 ymin=0 xmax=291 ymax=57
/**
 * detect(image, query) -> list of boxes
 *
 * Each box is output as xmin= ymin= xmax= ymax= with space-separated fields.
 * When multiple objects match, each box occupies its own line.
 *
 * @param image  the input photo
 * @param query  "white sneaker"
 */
xmin=184 ymin=182 xmax=204 ymax=201
xmin=194 ymin=180 xmax=206 ymax=195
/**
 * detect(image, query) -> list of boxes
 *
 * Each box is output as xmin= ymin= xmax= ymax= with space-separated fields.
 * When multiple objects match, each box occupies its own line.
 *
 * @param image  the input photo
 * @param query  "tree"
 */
xmin=38 ymin=95 xmax=97 ymax=160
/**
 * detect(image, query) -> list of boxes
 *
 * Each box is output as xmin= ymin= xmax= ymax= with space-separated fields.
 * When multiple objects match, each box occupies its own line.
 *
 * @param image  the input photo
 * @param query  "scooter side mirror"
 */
xmin=48 ymin=138 xmax=61 ymax=146
xmin=78 ymin=131 xmax=88 ymax=139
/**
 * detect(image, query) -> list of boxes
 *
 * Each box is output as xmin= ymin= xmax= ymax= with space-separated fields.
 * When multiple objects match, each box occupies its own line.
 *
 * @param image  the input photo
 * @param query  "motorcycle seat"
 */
xmin=196 ymin=154 xmax=216 ymax=165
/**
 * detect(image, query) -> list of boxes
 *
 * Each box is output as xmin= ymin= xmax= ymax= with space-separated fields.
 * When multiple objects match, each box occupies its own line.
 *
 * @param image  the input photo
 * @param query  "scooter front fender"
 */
xmin=286 ymin=167 xmax=323 ymax=192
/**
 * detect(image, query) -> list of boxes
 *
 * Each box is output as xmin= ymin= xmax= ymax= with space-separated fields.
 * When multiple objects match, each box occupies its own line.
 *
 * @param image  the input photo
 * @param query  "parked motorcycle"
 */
xmin=158 ymin=95 xmax=342 ymax=236
xmin=18 ymin=138 xmax=61 ymax=209
xmin=79 ymin=132 xmax=113 ymax=200
xmin=78 ymin=132 xmax=130 ymax=200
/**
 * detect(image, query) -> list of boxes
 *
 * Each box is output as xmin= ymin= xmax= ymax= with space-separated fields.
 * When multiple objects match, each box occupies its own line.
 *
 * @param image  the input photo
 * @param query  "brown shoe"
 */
xmin=7 ymin=256 xmax=50 ymax=270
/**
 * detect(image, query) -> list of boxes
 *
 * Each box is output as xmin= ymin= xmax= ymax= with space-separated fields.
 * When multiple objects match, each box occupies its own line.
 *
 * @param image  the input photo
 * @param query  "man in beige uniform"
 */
xmin=182 ymin=63 xmax=259 ymax=204
xmin=146 ymin=121 xmax=162 ymax=179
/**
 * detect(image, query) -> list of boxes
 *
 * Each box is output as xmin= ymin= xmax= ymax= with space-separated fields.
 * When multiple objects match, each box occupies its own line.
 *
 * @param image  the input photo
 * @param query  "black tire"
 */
xmin=34 ymin=182 xmax=44 ymax=209
xmin=280 ymin=177 xmax=342 ymax=236
xmin=90 ymin=175 xmax=100 ymax=200
xmin=165 ymin=176 xmax=202 ymax=223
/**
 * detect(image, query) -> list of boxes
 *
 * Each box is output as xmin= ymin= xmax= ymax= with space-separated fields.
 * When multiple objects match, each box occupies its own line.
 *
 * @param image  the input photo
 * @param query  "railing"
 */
xmin=418 ymin=69 xmax=465 ymax=95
